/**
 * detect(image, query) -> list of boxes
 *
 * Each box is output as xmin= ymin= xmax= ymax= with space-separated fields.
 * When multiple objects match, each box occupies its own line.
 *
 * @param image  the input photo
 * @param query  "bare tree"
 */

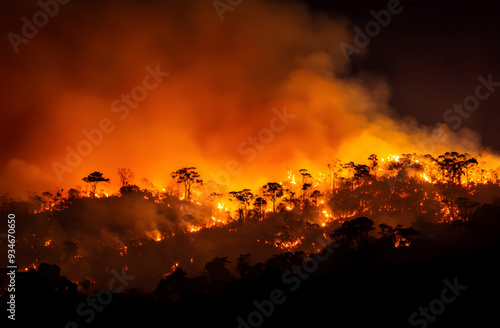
xmin=117 ymin=168 xmax=134 ymax=187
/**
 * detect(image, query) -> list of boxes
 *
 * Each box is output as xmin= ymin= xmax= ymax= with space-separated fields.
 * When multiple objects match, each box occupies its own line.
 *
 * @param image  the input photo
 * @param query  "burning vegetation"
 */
xmin=1 ymin=150 xmax=499 ymax=293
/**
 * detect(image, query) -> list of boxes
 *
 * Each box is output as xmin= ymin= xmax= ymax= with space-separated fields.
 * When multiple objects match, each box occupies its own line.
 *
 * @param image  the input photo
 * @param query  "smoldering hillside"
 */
xmin=4 ymin=166 xmax=500 ymax=293
xmin=4 ymin=193 xmax=329 ymax=292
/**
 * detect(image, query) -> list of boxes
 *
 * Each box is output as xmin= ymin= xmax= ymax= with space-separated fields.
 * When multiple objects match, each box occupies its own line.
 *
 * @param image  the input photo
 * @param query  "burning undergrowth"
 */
xmin=2 ymin=151 xmax=500 ymax=293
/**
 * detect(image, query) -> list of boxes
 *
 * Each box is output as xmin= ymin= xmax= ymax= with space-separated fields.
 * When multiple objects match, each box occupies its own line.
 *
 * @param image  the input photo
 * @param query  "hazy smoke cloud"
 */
xmin=0 ymin=0 xmax=488 ymax=197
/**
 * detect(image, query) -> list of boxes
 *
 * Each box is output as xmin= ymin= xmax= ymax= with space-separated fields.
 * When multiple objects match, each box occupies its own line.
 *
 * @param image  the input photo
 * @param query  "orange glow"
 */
xmin=189 ymin=226 xmax=202 ymax=233
xmin=146 ymin=229 xmax=164 ymax=242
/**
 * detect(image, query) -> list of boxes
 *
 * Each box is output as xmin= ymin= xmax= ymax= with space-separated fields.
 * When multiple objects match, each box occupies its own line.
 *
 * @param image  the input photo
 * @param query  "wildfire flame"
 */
xmin=146 ymin=229 xmax=164 ymax=242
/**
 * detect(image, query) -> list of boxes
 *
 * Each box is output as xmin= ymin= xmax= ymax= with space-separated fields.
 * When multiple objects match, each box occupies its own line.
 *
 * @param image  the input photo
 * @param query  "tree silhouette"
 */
xmin=395 ymin=225 xmax=420 ymax=247
xmin=117 ymin=168 xmax=134 ymax=187
xmin=436 ymin=152 xmax=465 ymax=184
xmin=229 ymin=189 xmax=253 ymax=220
xmin=154 ymin=267 xmax=188 ymax=301
xmin=353 ymin=164 xmax=371 ymax=188
xmin=462 ymin=156 xmax=478 ymax=185
xmin=262 ymin=182 xmax=284 ymax=213
xmin=327 ymin=159 xmax=341 ymax=191
xmin=253 ymin=197 xmax=267 ymax=220
xmin=378 ymin=223 xmax=396 ymax=242
xmin=378 ymin=223 xmax=420 ymax=247
xmin=170 ymin=167 xmax=202 ymax=201
xmin=342 ymin=162 xmax=355 ymax=192
xmin=299 ymin=169 xmax=312 ymax=206
xmin=82 ymin=171 xmax=110 ymax=197
xmin=67 ymin=188 xmax=80 ymax=200
xmin=236 ymin=254 xmax=251 ymax=279
xmin=330 ymin=216 xmax=374 ymax=249
xmin=203 ymin=257 xmax=231 ymax=282
xmin=120 ymin=184 xmax=141 ymax=195
xmin=282 ymin=188 xmax=297 ymax=210
xmin=310 ymin=190 xmax=322 ymax=206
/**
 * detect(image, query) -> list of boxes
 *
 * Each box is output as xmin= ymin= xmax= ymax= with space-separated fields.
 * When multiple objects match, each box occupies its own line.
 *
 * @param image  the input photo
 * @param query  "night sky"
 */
xmin=306 ymin=0 xmax=500 ymax=147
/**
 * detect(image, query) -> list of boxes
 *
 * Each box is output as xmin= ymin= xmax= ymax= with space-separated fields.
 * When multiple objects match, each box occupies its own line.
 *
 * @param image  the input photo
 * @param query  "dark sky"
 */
xmin=305 ymin=0 xmax=500 ymax=150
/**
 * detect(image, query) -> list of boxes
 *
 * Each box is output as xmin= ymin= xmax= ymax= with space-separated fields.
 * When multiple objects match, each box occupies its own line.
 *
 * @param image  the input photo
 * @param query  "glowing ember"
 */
xmin=189 ymin=226 xmax=202 ymax=233
xmin=147 ymin=229 xmax=164 ymax=242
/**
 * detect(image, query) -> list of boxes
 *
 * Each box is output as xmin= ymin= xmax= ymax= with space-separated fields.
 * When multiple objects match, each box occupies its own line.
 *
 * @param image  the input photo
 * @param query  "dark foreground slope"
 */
xmin=2 ymin=202 xmax=500 ymax=328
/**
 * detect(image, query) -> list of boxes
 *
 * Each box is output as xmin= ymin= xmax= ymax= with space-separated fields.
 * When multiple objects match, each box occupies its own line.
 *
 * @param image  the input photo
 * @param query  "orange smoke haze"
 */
xmin=0 ymin=0 xmax=492 ymax=198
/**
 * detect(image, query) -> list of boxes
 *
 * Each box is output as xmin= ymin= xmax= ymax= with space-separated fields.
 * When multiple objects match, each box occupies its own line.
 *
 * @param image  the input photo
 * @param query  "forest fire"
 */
xmin=3 ymin=150 xmax=499 ymax=293
xmin=8 ymin=151 xmax=500 ymax=224
xmin=1 ymin=0 xmax=499 ymax=326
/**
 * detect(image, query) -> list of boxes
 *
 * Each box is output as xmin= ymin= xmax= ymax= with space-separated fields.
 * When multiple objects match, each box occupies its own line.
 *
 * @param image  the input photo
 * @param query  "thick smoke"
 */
xmin=0 ymin=0 xmax=487 ymax=198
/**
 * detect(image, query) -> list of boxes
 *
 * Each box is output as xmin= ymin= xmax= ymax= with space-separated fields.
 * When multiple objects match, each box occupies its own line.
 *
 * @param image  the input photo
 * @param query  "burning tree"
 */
xmin=378 ymin=223 xmax=420 ymax=247
xmin=82 ymin=171 xmax=110 ymax=197
xmin=395 ymin=225 xmax=420 ymax=247
xmin=341 ymin=162 xmax=355 ymax=192
xmin=253 ymin=197 xmax=267 ymax=220
xmin=170 ymin=167 xmax=203 ymax=201
xmin=435 ymin=152 xmax=473 ymax=185
xmin=299 ymin=169 xmax=313 ymax=205
xmin=327 ymin=159 xmax=341 ymax=191
xmin=462 ymin=155 xmax=479 ymax=184
xmin=262 ymin=182 xmax=284 ymax=213
xmin=353 ymin=164 xmax=371 ymax=188
xmin=229 ymin=189 xmax=253 ymax=221
xmin=368 ymin=154 xmax=378 ymax=176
